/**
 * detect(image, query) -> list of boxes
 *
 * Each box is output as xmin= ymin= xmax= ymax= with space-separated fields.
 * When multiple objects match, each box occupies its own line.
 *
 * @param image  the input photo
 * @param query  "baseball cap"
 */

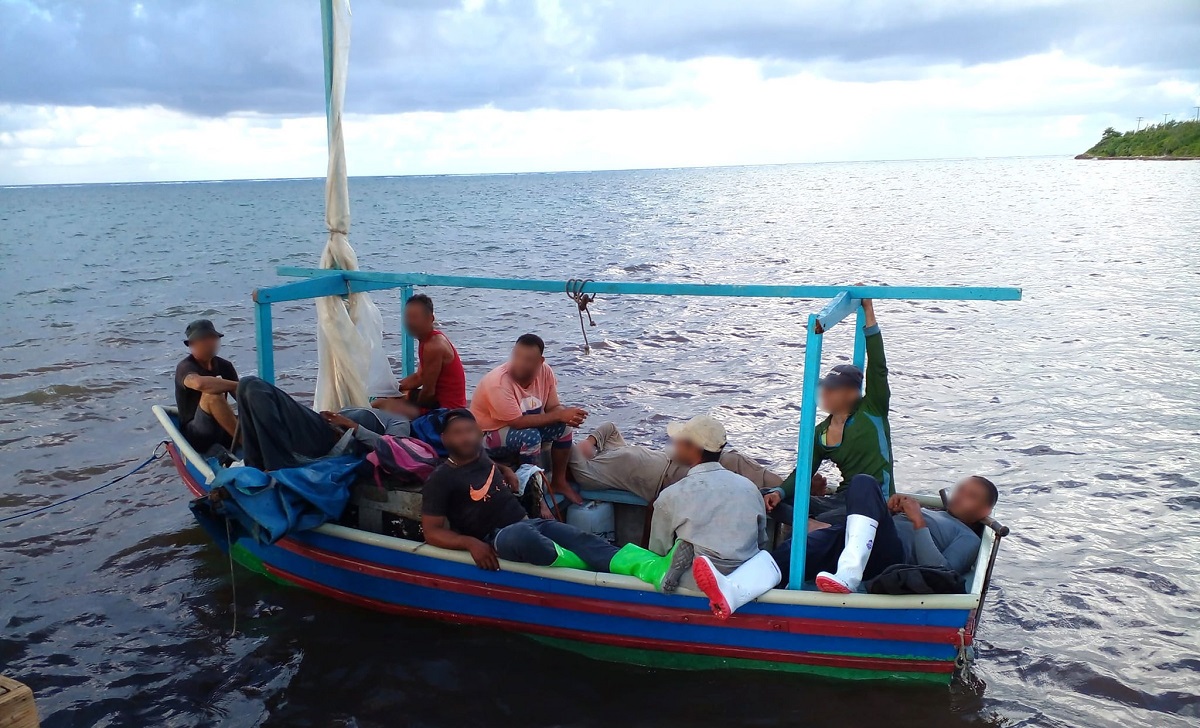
xmin=666 ymin=415 xmax=728 ymax=453
xmin=184 ymin=319 xmax=223 ymax=345
xmin=437 ymin=408 xmax=477 ymax=434
xmin=819 ymin=364 xmax=863 ymax=390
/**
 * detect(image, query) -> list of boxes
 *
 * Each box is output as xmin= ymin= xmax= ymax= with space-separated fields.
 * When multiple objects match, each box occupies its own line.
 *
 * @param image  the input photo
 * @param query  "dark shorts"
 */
xmin=183 ymin=408 xmax=231 ymax=454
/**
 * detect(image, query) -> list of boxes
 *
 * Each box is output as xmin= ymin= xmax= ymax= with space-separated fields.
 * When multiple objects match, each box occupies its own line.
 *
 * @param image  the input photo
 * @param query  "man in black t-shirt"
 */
xmin=421 ymin=409 xmax=619 ymax=572
xmin=174 ymin=319 xmax=239 ymax=453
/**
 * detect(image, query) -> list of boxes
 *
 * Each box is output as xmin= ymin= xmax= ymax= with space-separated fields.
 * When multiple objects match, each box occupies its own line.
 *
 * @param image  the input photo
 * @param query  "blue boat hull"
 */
xmin=166 ymin=440 xmax=982 ymax=683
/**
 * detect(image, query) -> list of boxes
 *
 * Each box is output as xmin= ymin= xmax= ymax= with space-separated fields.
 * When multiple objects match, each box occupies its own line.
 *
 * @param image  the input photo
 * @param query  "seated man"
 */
xmin=470 ymin=334 xmax=588 ymax=504
xmin=647 ymin=416 xmax=780 ymax=617
xmin=397 ymin=294 xmax=468 ymax=410
xmin=175 ymin=319 xmax=239 ymax=453
xmin=236 ymin=376 xmax=423 ymax=471
xmin=569 ymin=421 xmax=785 ymax=502
xmin=771 ymin=473 xmax=997 ymax=593
xmin=420 ymin=409 xmax=619 ymax=572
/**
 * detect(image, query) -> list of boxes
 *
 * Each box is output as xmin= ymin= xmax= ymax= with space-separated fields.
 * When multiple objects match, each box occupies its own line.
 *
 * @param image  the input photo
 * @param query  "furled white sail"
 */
xmin=313 ymin=0 xmax=397 ymax=411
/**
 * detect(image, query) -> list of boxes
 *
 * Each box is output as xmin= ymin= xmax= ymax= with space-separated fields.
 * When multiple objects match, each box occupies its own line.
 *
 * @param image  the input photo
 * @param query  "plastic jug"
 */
xmin=566 ymin=500 xmax=616 ymax=543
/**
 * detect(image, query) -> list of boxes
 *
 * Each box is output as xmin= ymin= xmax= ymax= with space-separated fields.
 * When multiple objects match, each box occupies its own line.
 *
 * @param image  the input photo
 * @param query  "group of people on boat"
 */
xmin=173 ymin=293 xmax=999 ymax=618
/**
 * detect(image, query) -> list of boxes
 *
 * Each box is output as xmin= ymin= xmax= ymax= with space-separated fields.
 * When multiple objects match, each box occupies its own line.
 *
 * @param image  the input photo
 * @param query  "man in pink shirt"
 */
xmin=471 ymin=334 xmax=588 ymax=504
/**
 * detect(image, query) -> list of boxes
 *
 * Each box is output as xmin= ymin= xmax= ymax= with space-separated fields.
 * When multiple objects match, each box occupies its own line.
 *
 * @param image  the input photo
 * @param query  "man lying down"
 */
xmin=771 ymin=472 xmax=998 ymax=595
xmin=235 ymin=376 xmax=436 ymax=471
xmin=568 ymin=421 xmax=787 ymax=505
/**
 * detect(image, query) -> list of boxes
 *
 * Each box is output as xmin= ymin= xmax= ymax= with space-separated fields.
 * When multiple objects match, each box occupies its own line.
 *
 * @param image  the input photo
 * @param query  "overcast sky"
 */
xmin=2 ymin=0 xmax=1198 ymax=185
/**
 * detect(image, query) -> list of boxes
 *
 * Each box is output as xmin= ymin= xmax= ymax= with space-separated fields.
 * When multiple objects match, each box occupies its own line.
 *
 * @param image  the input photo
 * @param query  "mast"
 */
xmin=313 ymin=0 xmax=395 ymax=411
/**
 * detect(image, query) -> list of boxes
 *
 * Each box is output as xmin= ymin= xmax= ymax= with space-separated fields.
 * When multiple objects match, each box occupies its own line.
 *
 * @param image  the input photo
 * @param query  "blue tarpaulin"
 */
xmin=190 ymin=455 xmax=363 ymax=545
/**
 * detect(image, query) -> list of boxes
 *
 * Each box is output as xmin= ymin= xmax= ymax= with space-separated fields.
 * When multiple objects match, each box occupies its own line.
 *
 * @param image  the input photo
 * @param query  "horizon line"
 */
xmin=0 ymin=153 xmax=1072 ymax=190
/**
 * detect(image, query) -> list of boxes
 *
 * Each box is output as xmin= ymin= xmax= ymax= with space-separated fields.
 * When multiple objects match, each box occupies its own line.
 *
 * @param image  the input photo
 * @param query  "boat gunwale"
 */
xmin=155 ymin=404 xmax=986 ymax=613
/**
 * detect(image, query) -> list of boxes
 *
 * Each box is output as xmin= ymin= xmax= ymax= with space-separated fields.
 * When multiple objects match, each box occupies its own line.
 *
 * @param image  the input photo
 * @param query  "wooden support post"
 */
xmin=253 ymin=294 xmax=276 ymax=385
xmin=400 ymin=285 xmax=415 ymax=378
xmin=788 ymin=313 xmax=824 ymax=589
xmin=0 ymin=676 xmax=39 ymax=728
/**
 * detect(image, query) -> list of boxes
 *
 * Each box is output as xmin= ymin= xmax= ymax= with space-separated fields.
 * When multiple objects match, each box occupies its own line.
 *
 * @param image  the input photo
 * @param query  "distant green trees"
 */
xmin=1082 ymin=120 xmax=1200 ymax=158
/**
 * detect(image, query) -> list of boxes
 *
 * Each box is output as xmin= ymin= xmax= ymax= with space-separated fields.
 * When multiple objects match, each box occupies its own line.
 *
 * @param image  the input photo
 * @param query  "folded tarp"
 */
xmin=190 ymin=455 xmax=363 ymax=545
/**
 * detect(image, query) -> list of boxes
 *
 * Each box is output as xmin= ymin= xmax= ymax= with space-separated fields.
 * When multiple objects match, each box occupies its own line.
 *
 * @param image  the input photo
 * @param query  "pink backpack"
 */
xmin=366 ymin=436 xmax=441 ymax=489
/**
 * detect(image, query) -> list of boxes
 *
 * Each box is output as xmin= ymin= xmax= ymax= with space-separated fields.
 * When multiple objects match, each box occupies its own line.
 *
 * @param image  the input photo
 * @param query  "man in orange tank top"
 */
xmin=399 ymin=294 xmax=468 ymax=410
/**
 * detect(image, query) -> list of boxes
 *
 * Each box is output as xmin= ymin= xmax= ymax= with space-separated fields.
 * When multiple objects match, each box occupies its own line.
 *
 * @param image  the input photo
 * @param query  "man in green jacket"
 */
xmin=813 ymin=297 xmax=893 ymax=493
xmin=778 ymin=298 xmax=894 ymax=521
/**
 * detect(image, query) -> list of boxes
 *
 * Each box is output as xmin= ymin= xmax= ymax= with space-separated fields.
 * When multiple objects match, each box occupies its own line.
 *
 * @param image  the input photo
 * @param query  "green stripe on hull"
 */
xmin=230 ymin=543 xmax=294 ymax=587
xmin=528 ymin=635 xmax=952 ymax=684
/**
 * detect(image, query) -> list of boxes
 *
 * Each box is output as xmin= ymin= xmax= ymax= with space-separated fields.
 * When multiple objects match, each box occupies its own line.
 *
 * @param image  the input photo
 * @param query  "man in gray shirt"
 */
xmin=770 ymin=472 xmax=997 ymax=593
xmin=569 ymin=421 xmax=785 ymax=502
xmin=645 ymin=416 xmax=781 ymax=617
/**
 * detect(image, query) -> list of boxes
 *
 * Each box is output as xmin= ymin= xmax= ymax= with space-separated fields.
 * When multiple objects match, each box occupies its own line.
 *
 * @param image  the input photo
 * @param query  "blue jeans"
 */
xmin=768 ymin=493 xmax=847 ymax=528
xmin=490 ymin=518 xmax=617 ymax=571
xmin=771 ymin=474 xmax=906 ymax=585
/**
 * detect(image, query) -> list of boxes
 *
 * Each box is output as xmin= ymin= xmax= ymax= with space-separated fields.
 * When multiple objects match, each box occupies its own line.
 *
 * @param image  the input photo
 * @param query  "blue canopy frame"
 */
xmin=252 ymin=266 xmax=1021 ymax=589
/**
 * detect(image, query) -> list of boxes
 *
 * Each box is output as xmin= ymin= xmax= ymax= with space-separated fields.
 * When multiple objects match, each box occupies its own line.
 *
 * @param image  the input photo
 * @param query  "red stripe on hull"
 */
xmin=267 ymin=564 xmax=955 ymax=675
xmin=168 ymin=441 xmax=971 ymax=654
xmin=276 ymin=538 xmax=967 ymax=645
xmin=168 ymin=443 xmax=206 ymax=498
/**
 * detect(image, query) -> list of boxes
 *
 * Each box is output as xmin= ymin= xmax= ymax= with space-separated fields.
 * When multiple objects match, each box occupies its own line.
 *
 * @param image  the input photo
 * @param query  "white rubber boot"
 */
xmin=692 ymin=550 xmax=782 ymax=620
xmin=816 ymin=514 xmax=878 ymax=594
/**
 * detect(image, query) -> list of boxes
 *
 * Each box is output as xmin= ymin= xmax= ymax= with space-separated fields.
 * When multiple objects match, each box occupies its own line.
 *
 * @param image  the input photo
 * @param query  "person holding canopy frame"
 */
xmin=774 ymin=297 xmax=893 ymax=525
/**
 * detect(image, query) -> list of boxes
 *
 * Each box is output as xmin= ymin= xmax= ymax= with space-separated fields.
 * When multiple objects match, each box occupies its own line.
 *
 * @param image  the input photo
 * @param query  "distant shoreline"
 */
xmin=1077 ymin=120 xmax=1199 ymax=160
xmin=1075 ymin=153 xmax=1200 ymax=161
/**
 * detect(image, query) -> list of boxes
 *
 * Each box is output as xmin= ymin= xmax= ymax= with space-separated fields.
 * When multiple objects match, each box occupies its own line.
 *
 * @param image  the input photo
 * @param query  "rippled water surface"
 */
xmin=2 ymin=158 xmax=1199 ymax=727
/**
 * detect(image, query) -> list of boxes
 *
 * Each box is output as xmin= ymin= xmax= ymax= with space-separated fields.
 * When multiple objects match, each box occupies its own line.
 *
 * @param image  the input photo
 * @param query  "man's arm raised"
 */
xmin=860 ymin=298 xmax=890 ymax=413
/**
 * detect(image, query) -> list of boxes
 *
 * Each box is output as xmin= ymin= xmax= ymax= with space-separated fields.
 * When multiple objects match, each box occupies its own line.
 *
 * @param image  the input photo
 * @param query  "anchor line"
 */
xmin=0 ymin=441 xmax=168 ymax=525
xmin=226 ymin=517 xmax=239 ymax=638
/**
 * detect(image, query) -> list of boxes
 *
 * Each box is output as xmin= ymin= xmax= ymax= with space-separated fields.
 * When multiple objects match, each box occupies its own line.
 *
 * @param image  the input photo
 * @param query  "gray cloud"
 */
xmin=1 ymin=0 xmax=1197 ymax=117
xmin=585 ymin=1 xmax=1200 ymax=70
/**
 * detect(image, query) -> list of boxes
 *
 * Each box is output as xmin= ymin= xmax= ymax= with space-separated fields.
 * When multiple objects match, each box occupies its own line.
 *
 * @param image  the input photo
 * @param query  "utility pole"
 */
xmin=1194 ymin=106 xmax=1199 ymax=122
xmin=1163 ymin=113 xmax=1170 ymax=125
xmin=1136 ymin=116 xmax=1143 ymax=132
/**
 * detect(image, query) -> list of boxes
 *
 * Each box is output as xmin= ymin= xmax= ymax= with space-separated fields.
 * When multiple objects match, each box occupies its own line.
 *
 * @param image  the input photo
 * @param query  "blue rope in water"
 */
xmin=0 ymin=441 xmax=168 ymax=525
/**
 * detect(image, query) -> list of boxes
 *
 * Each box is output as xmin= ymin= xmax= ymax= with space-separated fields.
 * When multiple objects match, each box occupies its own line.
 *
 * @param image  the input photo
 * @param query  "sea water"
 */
xmin=1 ymin=158 xmax=1198 ymax=727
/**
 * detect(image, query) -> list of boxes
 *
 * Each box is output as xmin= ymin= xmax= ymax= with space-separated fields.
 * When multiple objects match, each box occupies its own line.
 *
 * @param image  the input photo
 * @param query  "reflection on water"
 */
xmin=1 ymin=158 xmax=1199 ymax=727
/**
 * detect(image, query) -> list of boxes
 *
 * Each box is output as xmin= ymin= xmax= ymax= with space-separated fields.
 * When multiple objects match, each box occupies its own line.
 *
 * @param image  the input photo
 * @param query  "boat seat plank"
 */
xmin=577 ymin=489 xmax=649 ymax=507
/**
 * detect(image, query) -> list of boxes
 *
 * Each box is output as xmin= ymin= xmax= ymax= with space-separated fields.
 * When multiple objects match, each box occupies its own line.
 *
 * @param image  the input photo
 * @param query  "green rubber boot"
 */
xmin=608 ymin=540 xmax=693 ymax=592
xmin=550 ymin=544 xmax=589 ymax=570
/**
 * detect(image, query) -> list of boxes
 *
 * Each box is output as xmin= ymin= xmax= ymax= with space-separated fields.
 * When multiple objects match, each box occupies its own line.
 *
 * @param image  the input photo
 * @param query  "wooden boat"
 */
xmin=154 ymin=272 xmax=1016 ymax=685
xmin=154 ymin=0 xmax=1017 ymax=683
xmin=157 ymin=398 xmax=1008 ymax=683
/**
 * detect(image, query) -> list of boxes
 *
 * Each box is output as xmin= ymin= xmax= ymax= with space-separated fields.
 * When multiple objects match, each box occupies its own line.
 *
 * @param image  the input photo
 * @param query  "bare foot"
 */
xmin=551 ymin=477 xmax=584 ymax=505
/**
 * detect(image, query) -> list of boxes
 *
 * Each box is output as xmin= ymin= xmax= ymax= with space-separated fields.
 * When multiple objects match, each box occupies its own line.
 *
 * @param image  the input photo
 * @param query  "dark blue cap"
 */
xmin=820 ymin=364 xmax=863 ymax=390
xmin=437 ymin=408 xmax=476 ymax=434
